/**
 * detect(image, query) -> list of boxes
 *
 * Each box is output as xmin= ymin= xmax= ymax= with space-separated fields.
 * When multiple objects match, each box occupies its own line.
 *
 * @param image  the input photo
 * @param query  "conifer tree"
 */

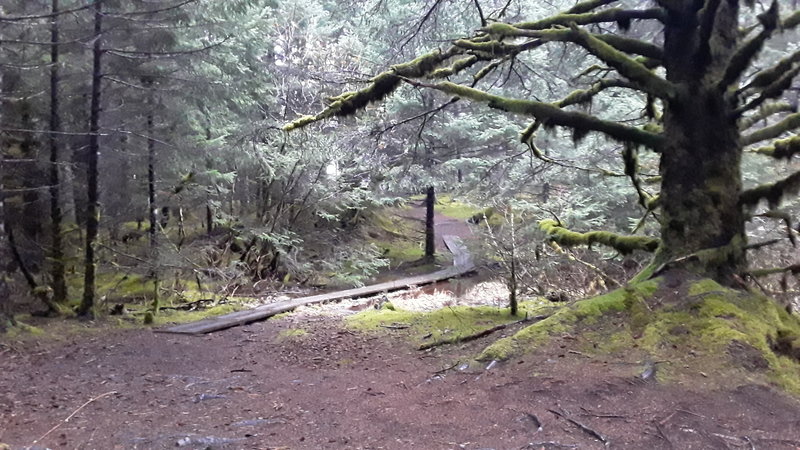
xmin=286 ymin=0 xmax=800 ymax=284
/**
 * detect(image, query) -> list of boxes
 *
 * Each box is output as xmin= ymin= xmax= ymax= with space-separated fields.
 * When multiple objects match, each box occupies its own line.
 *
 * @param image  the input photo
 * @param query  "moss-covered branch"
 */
xmin=737 ymin=64 xmax=800 ymax=116
xmin=478 ymin=25 xmax=672 ymax=99
xmin=539 ymin=219 xmax=659 ymax=254
xmin=784 ymin=10 xmax=800 ymax=30
xmin=428 ymin=55 xmax=478 ymax=78
xmin=741 ymin=112 xmax=800 ymax=146
xmin=566 ymin=0 xmax=620 ymax=14
xmin=283 ymin=49 xmax=457 ymax=131
xmin=740 ymin=170 xmax=800 ymax=208
xmin=745 ymin=50 xmax=800 ymax=92
xmin=566 ymin=24 xmax=675 ymax=99
xmin=483 ymin=24 xmax=663 ymax=60
xmin=555 ymin=78 xmax=636 ymax=108
xmin=751 ymin=135 xmax=800 ymax=160
xmin=719 ymin=1 xmax=779 ymax=91
xmin=513 ymin=7 xmax=666 ymax=31
xmin=407 ymin=80 xmax=664 ymax=149
xmin=739 ymin=102 xmax=797 ymax=130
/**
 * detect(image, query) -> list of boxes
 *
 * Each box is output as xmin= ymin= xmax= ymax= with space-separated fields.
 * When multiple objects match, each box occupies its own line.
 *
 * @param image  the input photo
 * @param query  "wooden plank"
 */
xmin=159 ymin=235 xmax=475 ymax=335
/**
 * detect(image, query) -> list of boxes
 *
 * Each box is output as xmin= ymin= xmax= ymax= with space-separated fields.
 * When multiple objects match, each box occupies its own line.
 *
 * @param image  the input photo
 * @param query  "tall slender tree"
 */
xmin=48 ymin=0 xmax=67 ymax=307
xmin=77 ymin=0 xmax=103 ymax=317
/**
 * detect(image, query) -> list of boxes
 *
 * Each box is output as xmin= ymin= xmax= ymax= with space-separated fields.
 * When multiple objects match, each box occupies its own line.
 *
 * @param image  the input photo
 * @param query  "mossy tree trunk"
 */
xmin=656 ymin=2 xmax=746 ymax=281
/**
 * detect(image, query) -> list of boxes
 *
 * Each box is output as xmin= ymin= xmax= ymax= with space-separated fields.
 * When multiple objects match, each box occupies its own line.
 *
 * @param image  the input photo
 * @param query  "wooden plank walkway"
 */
xmin=159 ymin=235 xmax=475 ymax=335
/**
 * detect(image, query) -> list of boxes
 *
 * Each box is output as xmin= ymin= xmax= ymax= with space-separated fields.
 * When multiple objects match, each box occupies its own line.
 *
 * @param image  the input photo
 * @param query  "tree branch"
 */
xmin=750 ymin=135 xmax=800 ymax=159
xmin=566 ymin=0 xmax=620 ymax=15
xmin=736 ymin=64 xmax=800 ymax=116
xmin=513 ymin=8 xmax=666 ymax=31
xmin=739 ymin=102 xmax=797 ymax=130
xmin=740 ymin=170 xmax=800 ymax=208
xmin=283 ymin=48 xmax=457 ymax=130
xmin=744 ymin=49 xmax=800 ymax=93
xmin=404 ymin=80 xmax=664 ymax=149
xmin=718 ymin=1 xmax=779 ymax=91
xmin=539 ymin=219 xmax=659 ymax=254
xmin=741 ymin=112 xmax=800 ymax=146
xmin=483 ymin=24 xmax=663 ymax=60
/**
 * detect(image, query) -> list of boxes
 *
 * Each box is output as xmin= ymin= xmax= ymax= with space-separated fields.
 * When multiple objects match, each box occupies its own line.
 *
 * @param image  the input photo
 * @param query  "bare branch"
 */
xmin=0 ymin=3 xmax=93 ymax=22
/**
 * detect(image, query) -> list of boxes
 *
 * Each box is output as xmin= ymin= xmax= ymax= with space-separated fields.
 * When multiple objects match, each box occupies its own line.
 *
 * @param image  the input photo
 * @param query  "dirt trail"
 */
xmin=2 ymin=315 xmax=800 ymax=449
xmin=2 ymin=205 xmax=800 ymax=449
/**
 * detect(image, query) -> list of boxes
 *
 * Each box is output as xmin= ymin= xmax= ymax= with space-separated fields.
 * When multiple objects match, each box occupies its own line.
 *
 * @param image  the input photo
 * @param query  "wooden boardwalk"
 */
xmin=159 ymin=235 xmax=475 ymax=335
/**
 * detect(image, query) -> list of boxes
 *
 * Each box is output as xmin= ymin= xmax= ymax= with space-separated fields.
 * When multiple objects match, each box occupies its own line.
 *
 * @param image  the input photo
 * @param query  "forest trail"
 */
xmin=3 ymin=203 xmax=800 ymax=449
xmin=3 ymin=311 xmax=800 ymax=449
xmin=162 ymin=202 xmax=475 ymax=335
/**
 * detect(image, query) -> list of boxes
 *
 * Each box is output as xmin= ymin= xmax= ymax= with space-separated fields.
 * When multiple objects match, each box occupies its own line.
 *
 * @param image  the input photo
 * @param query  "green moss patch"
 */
xmin=346 ymin=300 xmax=550 ymax=347
xmin=435 ymin=195 xmax=482 ymax=220
xmin=276 ymin=328 xmax=309 ymax=342
xmin=479 ymin=277 xmax=800 ymax=394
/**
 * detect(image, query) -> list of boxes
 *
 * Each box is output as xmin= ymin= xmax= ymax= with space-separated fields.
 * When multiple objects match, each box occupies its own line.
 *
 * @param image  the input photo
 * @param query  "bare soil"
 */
xmin=2 ymin=205 xmax=800 ymax=449
xmin=2 ymin=312 xmax=800 ymax=450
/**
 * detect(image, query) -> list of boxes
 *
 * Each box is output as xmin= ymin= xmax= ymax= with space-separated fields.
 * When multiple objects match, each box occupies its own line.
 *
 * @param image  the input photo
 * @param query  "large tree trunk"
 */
xmin=49 ymin=0 xmax=67 ymax=305
xmin=78 ymin=0 xmax=103 ymax=318
xmin=657 ymin=2 xmax=746 ymax=281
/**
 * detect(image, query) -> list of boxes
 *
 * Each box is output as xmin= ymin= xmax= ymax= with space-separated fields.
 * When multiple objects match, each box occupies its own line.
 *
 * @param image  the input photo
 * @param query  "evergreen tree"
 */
xmin=286 ymin=0 xmax=800 ymax=285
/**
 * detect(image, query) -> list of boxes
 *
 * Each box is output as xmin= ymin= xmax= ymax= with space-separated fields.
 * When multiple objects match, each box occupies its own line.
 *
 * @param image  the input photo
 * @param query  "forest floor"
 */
xmin=2 ymin=202 xmax=800 ymax=449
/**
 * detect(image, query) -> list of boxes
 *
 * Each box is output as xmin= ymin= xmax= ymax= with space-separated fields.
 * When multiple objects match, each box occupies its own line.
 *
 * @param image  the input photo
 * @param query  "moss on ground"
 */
xmin=435 ymin=194 xmax=482 ymax=220
xmin=148 ymin=304 xmax=241 ymax=326
xmin=347 ymin=299 xmax=551 ymax=347
xmin=276 ymin=328 xmax=309 ymax=342
xmin=478 ymin=277 xmax=800 ymax=394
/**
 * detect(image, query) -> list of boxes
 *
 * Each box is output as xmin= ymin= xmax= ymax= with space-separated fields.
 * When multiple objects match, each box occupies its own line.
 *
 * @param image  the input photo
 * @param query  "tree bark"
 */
xmin=656 ymin=3 xmax=747 ymax=281
xmin=77 ymin=0 xmax=103 ymax=318
xmin=424 ymin=186 xmax=435 ymax=262
xmin=146 ymin=85 xmax=160 ymax=316
xmin=48 ymin=0 xmax=67 ymax=305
